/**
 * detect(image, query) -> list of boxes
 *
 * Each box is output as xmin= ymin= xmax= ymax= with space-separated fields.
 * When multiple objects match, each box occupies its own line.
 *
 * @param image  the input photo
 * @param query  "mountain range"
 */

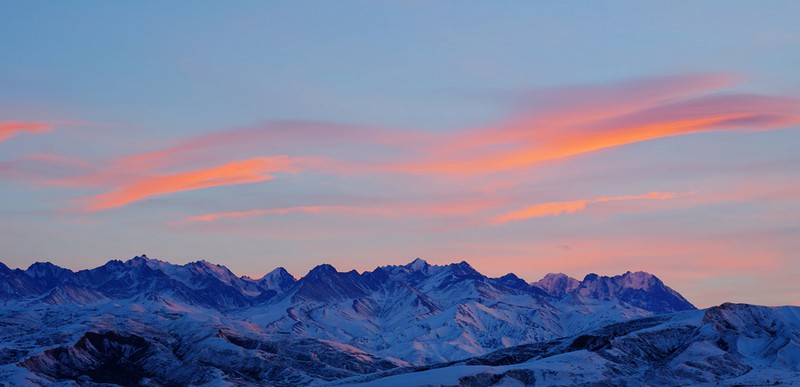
xmin=0 ymin=256 xmax=797 ymax=385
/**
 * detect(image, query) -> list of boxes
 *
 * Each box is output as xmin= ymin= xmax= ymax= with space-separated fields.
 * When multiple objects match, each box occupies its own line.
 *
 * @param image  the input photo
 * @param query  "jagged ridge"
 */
xmin=0 ymin=256 xmax=703 ymax=385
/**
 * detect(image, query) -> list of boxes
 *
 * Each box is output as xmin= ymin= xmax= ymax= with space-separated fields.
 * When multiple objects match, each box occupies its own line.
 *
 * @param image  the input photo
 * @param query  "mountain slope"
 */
xmin=1 ymin=255 xmax=285 ymax=309
xmin=341 ymin=303 xmax=800 ymax=386
xmin=243 ymin=259 xmax=693 ymax=364
xmin=532 ymin=271 xmax=695 ymax=314
xmin=0 ymin=256 xmax=705 ymax=385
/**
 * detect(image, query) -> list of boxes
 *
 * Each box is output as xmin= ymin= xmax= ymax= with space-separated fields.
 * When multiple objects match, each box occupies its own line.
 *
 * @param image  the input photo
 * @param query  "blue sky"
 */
xmin=1 ymin=1 xmax=799 ymax=307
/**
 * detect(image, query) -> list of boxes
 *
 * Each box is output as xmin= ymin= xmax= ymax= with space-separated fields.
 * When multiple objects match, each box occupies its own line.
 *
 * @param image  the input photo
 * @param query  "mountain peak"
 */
xmin=126 ymin=255 xmax=160 ymax=268
xmin=531 ymin=273 xmax=580 ymax=297
xmin=259 ymin=267 xmax=296 ymax=292
xmin=128 ymin=255 xmax=147 ymax=264
xmin=580 ymin=271 xmax=660 ymax=290
xmin=574 ymin=271 xmax=694 ymax=313
xmin=443 ymin=260 xmax=483 ymax=279
xmin=292 ymin=263 xmax=377 ymax=303
xmin=312 ymin=263 xmax=336 ymax=271
xmin=189 ymin=259 xmax=218 ymax=268
xmin=499 ymin=272 xmax=523 ymax=281
xmin=495 ymin=273 xmax=530 ymax=290
xmin=265 ymin=267 xmax=292 ymax=277
xmin=184 ymin=259 xmax=240 ymax=286
xmin=189 ymin=259 xmax=224 ymax=270
xmin=582 ymin=273 xmax=600 ymax=282
xmin=616 ymin=270 xmax=659 ymax=290
xmin=25 ymin=262 xmax=71 ymax=280
xmin=305 ymin=264 xmax=337 ymax=278
xmin=404 ymin=258 xmax=430 ymax=272
xmin=542 ymin=272 xmax=577 ymax=281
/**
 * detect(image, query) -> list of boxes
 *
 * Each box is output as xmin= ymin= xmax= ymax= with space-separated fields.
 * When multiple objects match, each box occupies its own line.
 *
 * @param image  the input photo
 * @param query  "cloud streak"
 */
xmin=107 ymin=120 xmax=422 ymax=177
xmin=493 ymin=191 xmax=679 ymax=224
xmin=80 ymin=156 xmax=299 ymax=211
xmin=0 ymin=121 xmax=52 ymax=144
xmin=183 ymin=206 xmax=363 ymax=223
xmin=396 ymin=75 xmax=800 ymax=175
xmin=179 ymin=197 xmax=508 ymax=226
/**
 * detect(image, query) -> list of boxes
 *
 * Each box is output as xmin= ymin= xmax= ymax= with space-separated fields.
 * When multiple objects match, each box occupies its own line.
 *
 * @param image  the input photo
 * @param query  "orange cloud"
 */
xmin=0 ymin=121 xmax=52 ymax=143
xmin=412 ymin=111 xmax=798 ymax=175
xmin=396 ymin=78 xmax=800 ymax=175
xmin=436 ymin=73 xmax=739 ymax=155
xmin=81 ymin=156 xmax=298 ymax=211
xmin=493 ymin=191 xmax=678 ymax=224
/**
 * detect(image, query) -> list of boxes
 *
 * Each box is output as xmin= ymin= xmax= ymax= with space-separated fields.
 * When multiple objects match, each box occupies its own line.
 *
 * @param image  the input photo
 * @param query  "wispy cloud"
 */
xmin=5 ymin=74 xmax=798 ymax=232
xmin=108 ymin=120 xmax=420 ymax=176
xmin=80 ymin=156 xmax=299 ymax=211
xmin=493 ymin=191 xmax=680 ymax=224
xmin=38 ymin=120 xmax=395 ymax=189
xmin=182 ymin=206 xmax=363 ymax=223
xmin=394 ymin=75 xmax=800 ymax=175
xmin=0 ymin=121 xmax=52 ymax=144
xmin=178 ymin=197 xmax=508 ymax=227
xmin=438 ymin=73 xmax=739 ymax=154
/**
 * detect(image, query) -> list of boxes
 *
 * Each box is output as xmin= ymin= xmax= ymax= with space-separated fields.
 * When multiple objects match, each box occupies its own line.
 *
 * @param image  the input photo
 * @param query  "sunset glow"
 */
xmin=2 ymin=2 xmax=799 ymax=309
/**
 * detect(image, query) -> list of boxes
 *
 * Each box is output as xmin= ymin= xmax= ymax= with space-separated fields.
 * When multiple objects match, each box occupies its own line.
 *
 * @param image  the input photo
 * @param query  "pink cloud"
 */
xmin=493 ymin=191 xmax=679 ymax=224
xmin=80 ymin=156 xmax=299 ymax=211
xmin=440 ymin=73 xmax=739 ymax=154
xmin=0 ymin=121 xmax=52 ymax=143
xmin=393 ymin=75 xmax=800 ymax=175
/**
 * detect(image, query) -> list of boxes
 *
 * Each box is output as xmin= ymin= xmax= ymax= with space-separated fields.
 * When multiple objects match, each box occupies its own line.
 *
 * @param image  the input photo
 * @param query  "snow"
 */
xmin=339 ymin=304 xmax=800 ymax=386
xmin=5 ymin=256 xmax=794 ymax=386
xmin=345 ymin=365 xmax=497 ymax=386
xmin=617 ymin=271 xmax=655 ymax=290
xmin=531 ymin=273 xmax=579 ymax=296
xmin=405 ymin=258 xmax=429 ymax=272
xmin=258 ymin=267 xmax=297 ymax=292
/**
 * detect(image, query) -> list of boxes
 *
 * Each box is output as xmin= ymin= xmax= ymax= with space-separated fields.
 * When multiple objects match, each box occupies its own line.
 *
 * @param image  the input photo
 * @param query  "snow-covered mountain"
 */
xmin=0 ymin=256 xmax=793 ymax=385
xmin=532 ymin=271 xmax=694 ymax=313
xmin=241 ymin=260 xmax=694 ymax=365
xmin=341 ymin=303 xmax=800 ymax=386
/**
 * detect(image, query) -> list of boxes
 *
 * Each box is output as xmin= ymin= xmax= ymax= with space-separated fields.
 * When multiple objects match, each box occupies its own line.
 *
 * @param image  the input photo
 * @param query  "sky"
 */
xmin=1 ymin=2 xmax=799 ymax=308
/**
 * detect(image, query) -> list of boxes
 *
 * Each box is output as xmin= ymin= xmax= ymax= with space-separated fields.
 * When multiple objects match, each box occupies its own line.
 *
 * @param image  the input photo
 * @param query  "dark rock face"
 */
xmin=460 ymin=369 xmax=537 ymax=387
xmin=19 ymin=332 xmax=154 ymax=386
xmin=18 ymin=330 xmax=399 ymax=386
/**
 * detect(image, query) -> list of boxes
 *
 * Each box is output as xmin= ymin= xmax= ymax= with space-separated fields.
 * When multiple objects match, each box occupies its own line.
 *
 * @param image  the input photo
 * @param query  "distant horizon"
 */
xmin=0 ymin=252 xmax=771 ymax=309
xmin=3 ymin=254 xmax=666 ymax=281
